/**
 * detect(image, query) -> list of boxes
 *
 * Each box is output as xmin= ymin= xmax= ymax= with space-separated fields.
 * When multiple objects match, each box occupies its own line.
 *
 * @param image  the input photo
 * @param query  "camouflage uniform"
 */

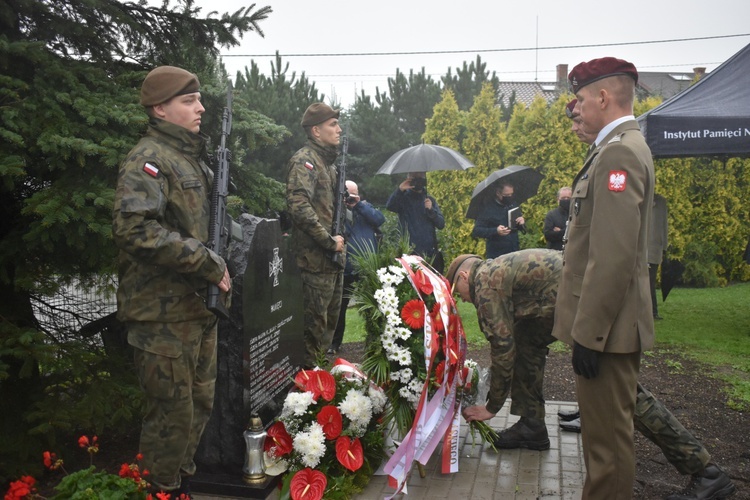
xmin=286 ymin=138 xmax=344 ymax=366
xmin=635 ymin=383 xmax=710 ymax=474
xmin=468 ymin=249 xmax=561 ymax=419
xmin=113 ymin=117 xmax=226 ymax=491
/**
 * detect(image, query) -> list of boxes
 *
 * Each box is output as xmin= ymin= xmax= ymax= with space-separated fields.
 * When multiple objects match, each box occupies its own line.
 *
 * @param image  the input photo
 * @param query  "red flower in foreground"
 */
xmin=264 ymin=422 xmax=293 ymax=457
xmin=5 ymin=475 xmax=36 ymax=499
xmin=433 ymin=360 xmax=446 ymax=387
xmin=414 ymin=269 xmax=434 ymax=295
xmin=43 ymin=450 xmax=63 ymax=470
xmin=430 ymin=302 xmax=445 ymax=333
xmin=316 ymin=405 xmax=343 ymax=440
xmin=309 ymin=370 xmax=336 ymax=401
xmin=78 ymin=434 xmax=99 ymax=454
xmin=293 ymin=369 xmax=336 ymax=401
xmin=335 ymin=436 xmax=364 ymax=472
xmin=401 ymin=299 xmax=426 ymax=329
xmin=290 ymin=468 xmax=327 ymax=500
xmin=293 ymin=369 xmax=314 ymax=390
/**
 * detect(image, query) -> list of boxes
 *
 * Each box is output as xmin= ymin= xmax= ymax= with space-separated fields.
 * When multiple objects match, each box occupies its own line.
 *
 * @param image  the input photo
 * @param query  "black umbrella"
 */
xmin=376 ymin=144 xmax=475 ymax=175
xmin=466 ymin=165 xmax=544 ymax=219
xmin=660 ymin=258 xmax=684 ymax=302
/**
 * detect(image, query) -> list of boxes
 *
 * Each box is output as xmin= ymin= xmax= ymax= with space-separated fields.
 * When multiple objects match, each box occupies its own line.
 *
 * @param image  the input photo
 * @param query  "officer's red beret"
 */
xmin=565 ymin=99 xmax=578 ymax=119
xmin=568 ymin=57 xmax=638 ymax=94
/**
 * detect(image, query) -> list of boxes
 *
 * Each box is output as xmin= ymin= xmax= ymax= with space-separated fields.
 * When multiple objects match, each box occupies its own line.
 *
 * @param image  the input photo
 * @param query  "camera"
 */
xmin=346 ymin=195 xmax=358 ymax=204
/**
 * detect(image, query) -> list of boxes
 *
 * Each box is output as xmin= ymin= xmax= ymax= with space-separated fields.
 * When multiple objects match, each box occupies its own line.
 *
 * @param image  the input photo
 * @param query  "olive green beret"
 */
xmin=301 ymin=102 xmax=340 ymax=127
xmin=140 ymin=66 xmax=201 ymax=107
xmin=445 ymin=254 xmax=481 ymax=289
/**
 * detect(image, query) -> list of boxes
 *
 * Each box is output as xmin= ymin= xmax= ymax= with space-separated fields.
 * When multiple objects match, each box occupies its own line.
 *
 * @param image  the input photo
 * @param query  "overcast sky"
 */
xmin=194 ymin=0 xmax=750 ymax=107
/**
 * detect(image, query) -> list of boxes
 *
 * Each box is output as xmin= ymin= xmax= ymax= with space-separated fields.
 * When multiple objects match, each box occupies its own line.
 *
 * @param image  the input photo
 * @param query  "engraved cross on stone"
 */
xmin=268 ymin=247 xmax=283 ymax=287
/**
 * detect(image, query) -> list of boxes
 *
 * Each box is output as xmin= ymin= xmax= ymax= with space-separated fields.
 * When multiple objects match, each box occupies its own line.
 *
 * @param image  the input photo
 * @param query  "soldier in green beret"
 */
xmin=286 ymin=103 xmax=346 ymax=367
xmin=113 ymin=65 xmax=231 ymax=497
xmin=447 ymin=249 xmax=562 ymax=450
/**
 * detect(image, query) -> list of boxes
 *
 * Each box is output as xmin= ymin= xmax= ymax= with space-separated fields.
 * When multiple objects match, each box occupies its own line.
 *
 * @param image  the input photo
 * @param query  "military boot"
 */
xmin=665 ymin=463 xmax=736 ymax=500
xmin=493 ymin=416 xmax=550 ymax=451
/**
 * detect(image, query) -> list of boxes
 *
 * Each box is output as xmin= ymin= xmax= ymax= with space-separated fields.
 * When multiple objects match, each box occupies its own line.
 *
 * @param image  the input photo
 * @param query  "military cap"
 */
xmin=140 ymin=66 xmax=201 ymax=107
xmin=445 ymin=254 xmax=481 ymax=289
xmin=568 ymin=57 xmax=638 ymax=94
xmin=565 ymin=99 xmax=578 ymax=119
xmin=301 ymin=102 xmax=340 ymax=127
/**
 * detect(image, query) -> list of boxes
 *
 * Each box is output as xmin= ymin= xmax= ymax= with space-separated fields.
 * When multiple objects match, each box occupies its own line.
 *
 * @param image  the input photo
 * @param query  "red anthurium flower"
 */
xmin=309 ymin=370 xmax=336 ymax=401
xmin=264 ymin=422 xmax=293 ymax=457
xmin=430 ymin=302 xmax=445 ymax=333
xmin=290 ymin=468 xmax=327 ymax=500
xmin=316 ymin=405 xmax=343 ymax=440
xmin=401 ymin=299 xmax=426 ymax=329
xmin=335 ymin=436 xmax=364 ymax=472
xmin=414 ymin=269 xmax=434 ymax=295
xmin=294 ymin=369 xmax=314 ymax=390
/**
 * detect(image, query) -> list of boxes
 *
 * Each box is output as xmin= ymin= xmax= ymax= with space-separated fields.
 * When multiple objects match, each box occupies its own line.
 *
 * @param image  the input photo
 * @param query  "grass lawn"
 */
xmin=343 ymin=281 xmax=750 ymax=408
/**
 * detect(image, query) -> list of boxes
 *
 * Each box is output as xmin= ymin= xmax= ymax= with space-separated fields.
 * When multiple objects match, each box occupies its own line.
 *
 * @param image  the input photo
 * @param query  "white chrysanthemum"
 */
xmin=339 ymin=388 xmax=373 ymax=436
xmin=398 ymin=367 xmax=413 ymax=383
xmin=464 ymin=359 xmax=478 ymax=370
xmin=394 ymin=327 xmax=412 ymax=341
xmin=293 ymin=422 xmax=326 ymax=469
xmin=398 ymin=386 xmax=412 ymax=400
xmin=385 ymin=347 xmax=402 ymax=363
xmin=408 ymin=378 xmax=424 ymax=394
xmin=388 ymin=265 xmax=406 ymax=277
xmin=396 ymin=347 xmax=412 ymax=366
xmin=382 ymin=337 xmax=398 ymax=351
xmin=368 ymin=385 xmax=387 ymax=414
xmin=386 ymin=311 xmax=402 ymax=327
xmin=281 ymin=391 xmax=315 ymax=419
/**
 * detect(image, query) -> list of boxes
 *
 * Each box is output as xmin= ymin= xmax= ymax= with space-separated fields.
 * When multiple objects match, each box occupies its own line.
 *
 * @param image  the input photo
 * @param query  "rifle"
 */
xmin=207 ymin=81 xmax=242 ymax=319
xmin=330 ymin=128 xmax=348 ymax=267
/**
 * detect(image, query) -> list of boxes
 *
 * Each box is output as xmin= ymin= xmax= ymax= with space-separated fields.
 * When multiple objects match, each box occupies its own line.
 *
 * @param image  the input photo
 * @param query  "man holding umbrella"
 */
xmin=386 ymin=172 xmax=446 ymax=272
xmin=471 ymin=181 xmax=526 ymax=258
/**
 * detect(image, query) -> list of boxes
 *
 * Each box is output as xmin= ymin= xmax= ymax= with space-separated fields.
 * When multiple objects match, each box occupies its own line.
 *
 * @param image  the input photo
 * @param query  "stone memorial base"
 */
xmin=191 ymin=470 xmax=279 ymax=499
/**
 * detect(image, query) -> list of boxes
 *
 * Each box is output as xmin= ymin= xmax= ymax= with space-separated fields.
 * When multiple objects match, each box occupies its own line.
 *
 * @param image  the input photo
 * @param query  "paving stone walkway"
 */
xmin=194 ymin=401 xmax=585 ymax=500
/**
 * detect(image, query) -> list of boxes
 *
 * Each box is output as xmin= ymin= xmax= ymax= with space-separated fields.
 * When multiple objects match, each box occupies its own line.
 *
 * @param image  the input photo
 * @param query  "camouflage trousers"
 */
xmin=634 ymin=382 xmax=710 ymax=475
xmin=130 ymin=316 xmax=218 ymax=491
xmin=506 ymin=317 xmax=556 ymax=419
xmin=301 ymin=270 xmax=343 ymax=367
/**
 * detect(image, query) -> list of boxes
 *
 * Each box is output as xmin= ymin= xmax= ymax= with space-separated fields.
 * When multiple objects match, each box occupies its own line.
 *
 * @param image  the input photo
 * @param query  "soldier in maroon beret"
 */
xmin=552 ymin=57 xmax=655 ymax=499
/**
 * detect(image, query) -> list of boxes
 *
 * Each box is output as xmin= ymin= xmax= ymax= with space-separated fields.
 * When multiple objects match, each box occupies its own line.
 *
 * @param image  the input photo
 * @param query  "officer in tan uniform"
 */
xmin=286 ymin=103 xmax=346 ymax=367
xmin=446 ymin=249 xmax=561 ymax=451
xmin=113 ymin=66 xmax=231 ymax=496
xmin=563 ymin=99 xmax=735 ymax=500
xmin=552 ymin=57 xmax=654 ymax=499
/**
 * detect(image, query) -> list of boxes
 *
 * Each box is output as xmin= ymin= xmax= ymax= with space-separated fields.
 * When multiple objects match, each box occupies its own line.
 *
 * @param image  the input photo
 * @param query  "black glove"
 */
xmin=572 ymin=341 xmax=601 ymax=379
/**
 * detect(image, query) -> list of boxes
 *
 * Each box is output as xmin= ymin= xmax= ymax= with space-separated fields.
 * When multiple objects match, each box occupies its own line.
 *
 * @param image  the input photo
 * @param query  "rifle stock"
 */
xmin=207 ymin=81 xmax=238 ymax=320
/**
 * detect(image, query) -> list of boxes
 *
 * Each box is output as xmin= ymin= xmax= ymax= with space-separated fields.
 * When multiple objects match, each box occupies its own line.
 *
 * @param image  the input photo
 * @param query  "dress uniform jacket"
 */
xmin=553 ymin=119 xmax=655 ymax=353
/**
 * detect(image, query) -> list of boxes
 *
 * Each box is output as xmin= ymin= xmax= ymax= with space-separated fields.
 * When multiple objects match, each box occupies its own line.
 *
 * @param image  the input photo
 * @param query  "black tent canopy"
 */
xmin=637 ymin=42 xmax=750 ymax=158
